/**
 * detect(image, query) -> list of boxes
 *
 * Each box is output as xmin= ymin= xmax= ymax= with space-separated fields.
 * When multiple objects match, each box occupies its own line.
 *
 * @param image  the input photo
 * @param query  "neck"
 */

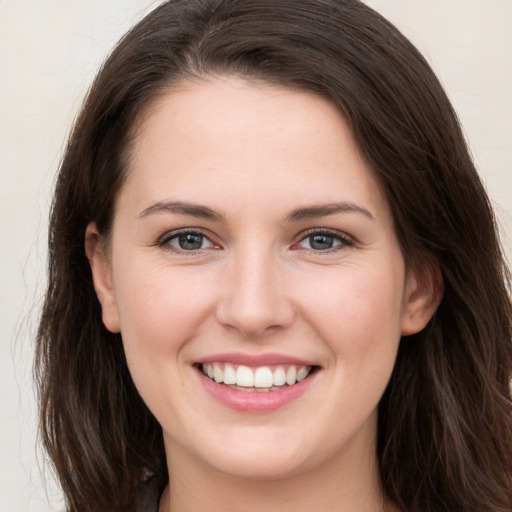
xmin=159 ymin=436 xmax=397 ymax=512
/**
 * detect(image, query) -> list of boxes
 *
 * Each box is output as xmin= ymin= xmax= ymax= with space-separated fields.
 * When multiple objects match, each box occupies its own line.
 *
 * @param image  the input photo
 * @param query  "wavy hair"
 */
xmin=35 ymin=1 xmax=512 ymax=510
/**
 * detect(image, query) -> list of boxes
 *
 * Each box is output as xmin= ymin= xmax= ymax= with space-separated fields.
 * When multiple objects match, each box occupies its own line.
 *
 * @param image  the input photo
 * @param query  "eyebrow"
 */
xmin=138 ymin=200 xmax=374 ymax=223
xmin=138 ymin=201 xmax=225 ymax=221
xmin=285 ymin=202 xmax=375 ymax=222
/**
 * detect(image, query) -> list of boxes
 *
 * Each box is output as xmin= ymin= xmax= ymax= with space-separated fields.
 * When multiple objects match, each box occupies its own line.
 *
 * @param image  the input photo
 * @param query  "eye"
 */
xmin=160 ymin=230 xmax=215 ymax=252
xmin=295 ymin=230 xmax=353 ymax=251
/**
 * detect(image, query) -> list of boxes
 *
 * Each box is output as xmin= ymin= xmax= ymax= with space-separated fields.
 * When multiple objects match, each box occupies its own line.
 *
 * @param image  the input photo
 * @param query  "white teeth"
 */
xmin=201 ymin=362 xmax=313 ymax=389
xmin=285 ymin=366 xmax=297 ymax=386
xmin=236 ymin=365 xmax=254 ymax=387
xmin=296 ymin=367 xmax=309 ymax=382
xmin=223 ymin=364 xmax=236 ymax=385
xmin=273 ymin=366 xmax=286 ymax=386
xmin=254 ymin=367 xmax=273 ymax=388
xmin=213 ymin=363 xmax=223 ymax=383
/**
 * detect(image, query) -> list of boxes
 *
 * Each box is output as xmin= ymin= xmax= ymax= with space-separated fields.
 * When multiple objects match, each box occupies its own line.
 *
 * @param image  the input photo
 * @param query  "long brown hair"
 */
xmin=36 ymin=1 xmax=512 ymax=510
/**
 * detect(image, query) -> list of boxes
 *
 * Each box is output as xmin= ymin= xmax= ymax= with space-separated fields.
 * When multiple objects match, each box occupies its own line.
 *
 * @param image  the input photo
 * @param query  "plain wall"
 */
xmin=1 ymin=1 xmax=510 ymax=511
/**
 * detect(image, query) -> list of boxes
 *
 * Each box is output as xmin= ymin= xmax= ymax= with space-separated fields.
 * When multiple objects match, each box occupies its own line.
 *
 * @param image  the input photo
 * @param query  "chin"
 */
xmin=209 ymin=451 xmax=313 ymax=482
xmin=186 ymin=426 xmax=335 ymax=482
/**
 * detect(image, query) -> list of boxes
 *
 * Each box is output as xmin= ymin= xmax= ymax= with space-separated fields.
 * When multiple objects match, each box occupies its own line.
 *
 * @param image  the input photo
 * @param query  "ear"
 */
xmin=85 ymin=222 xmax=121 ymax=333
xmin=401 ymin=259 xmax=443 ymax=336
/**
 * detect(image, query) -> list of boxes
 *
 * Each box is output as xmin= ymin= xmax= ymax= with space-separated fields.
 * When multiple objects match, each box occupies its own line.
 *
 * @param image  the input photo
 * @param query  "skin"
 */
xmin=87 ymin=76 xmax=441 ymax=512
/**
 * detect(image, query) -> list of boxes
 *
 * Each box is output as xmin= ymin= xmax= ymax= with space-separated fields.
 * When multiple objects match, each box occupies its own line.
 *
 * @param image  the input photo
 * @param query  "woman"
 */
xmin=35 ymin=1 xmax=512 ymax=511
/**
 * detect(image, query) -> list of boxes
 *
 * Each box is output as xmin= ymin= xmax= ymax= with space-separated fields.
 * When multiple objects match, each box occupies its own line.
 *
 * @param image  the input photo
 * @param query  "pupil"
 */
xmin=310 ymin=234 xmax=333 ymax=250
xmin=179 ymin=233 xmax=203 ymax=250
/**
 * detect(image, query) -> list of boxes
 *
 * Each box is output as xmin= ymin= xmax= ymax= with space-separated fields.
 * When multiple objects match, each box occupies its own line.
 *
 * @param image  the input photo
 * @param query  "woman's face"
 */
xmin=88 ymin=77 xmax=437 ymax=482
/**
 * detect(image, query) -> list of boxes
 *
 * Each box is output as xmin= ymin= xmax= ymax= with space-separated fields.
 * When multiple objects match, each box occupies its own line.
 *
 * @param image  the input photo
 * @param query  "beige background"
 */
xmin=1 ymin=1 xmax=510 ymax=511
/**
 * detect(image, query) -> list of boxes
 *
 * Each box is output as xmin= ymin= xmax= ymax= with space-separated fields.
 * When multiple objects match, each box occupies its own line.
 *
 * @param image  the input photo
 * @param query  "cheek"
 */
xmin=296 ymin=262 xmax=405 ymax=367
xmin=111 ymin=263 xmax=218 ymax=418
xmin=113 ymin=262 xmax=216 ymax=359
xmin=307 ymin=261 xmax=404 ymax=317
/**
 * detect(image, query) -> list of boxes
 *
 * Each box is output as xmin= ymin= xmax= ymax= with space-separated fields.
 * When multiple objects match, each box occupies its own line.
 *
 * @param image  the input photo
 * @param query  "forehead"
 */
xmin=120 ymin=76 xmax=390 ymax=222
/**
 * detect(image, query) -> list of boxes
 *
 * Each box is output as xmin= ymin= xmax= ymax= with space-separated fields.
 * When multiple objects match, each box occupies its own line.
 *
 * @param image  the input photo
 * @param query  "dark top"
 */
xmin=136 ymin=477 xmax=162 ymax=512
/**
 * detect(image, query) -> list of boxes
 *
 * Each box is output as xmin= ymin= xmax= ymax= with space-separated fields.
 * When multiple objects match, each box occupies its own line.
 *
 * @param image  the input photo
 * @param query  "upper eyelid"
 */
xmin=155 ymin=227 xmax=354 ymax=249
xmin=158 ymin=227 xmax=217 ymax=246
xmin=291 ymin=229 xmax=355 ymax=253
xmin=295 ymin=227 xmax=354 ymax=242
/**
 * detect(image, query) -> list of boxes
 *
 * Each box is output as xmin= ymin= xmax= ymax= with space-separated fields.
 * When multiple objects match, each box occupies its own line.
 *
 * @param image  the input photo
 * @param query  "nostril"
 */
xmin=215 ymin=297 xmax=295 ymax=337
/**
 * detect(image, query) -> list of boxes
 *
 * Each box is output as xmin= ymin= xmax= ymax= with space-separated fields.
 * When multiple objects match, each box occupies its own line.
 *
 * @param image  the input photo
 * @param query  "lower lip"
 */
xmin=196 ymin=369 xmax=317 ymax=412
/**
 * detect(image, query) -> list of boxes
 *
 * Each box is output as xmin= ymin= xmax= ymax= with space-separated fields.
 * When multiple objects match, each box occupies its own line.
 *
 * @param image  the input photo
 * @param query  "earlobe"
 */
xmin=401 ymin=260 xmax=443 ymax=336
xmin=85 ymin=223 xmax=121 ymax=333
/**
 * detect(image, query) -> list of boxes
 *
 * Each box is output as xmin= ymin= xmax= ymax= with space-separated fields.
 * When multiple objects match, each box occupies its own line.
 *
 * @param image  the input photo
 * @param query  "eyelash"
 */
xmin=293 ymin=228 xmax=354 ymax=252
xmin=157 ymin=229 xmax=217 ymax=253
xmin=157 ymin=228 xmax=354 ymax=254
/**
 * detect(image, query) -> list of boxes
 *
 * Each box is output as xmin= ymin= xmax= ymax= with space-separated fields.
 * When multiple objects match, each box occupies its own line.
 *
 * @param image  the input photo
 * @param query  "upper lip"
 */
xmin=196 ymin=352 xmax=318 ymax=367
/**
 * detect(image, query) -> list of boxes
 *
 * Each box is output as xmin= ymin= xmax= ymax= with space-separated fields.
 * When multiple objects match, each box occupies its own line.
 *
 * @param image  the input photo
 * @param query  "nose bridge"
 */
xmin=216 ymin=240 xmax=294 ymax=337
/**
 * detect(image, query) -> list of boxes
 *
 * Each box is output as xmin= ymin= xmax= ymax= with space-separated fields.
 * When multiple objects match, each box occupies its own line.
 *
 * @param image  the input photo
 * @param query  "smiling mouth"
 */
xmin=198 ymin=363 xmax=317 ymax=392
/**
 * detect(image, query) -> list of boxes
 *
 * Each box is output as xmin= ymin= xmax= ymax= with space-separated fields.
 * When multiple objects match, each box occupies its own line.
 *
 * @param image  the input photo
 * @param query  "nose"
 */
xmin=215 ymin=246 xmax=295 ymax=338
